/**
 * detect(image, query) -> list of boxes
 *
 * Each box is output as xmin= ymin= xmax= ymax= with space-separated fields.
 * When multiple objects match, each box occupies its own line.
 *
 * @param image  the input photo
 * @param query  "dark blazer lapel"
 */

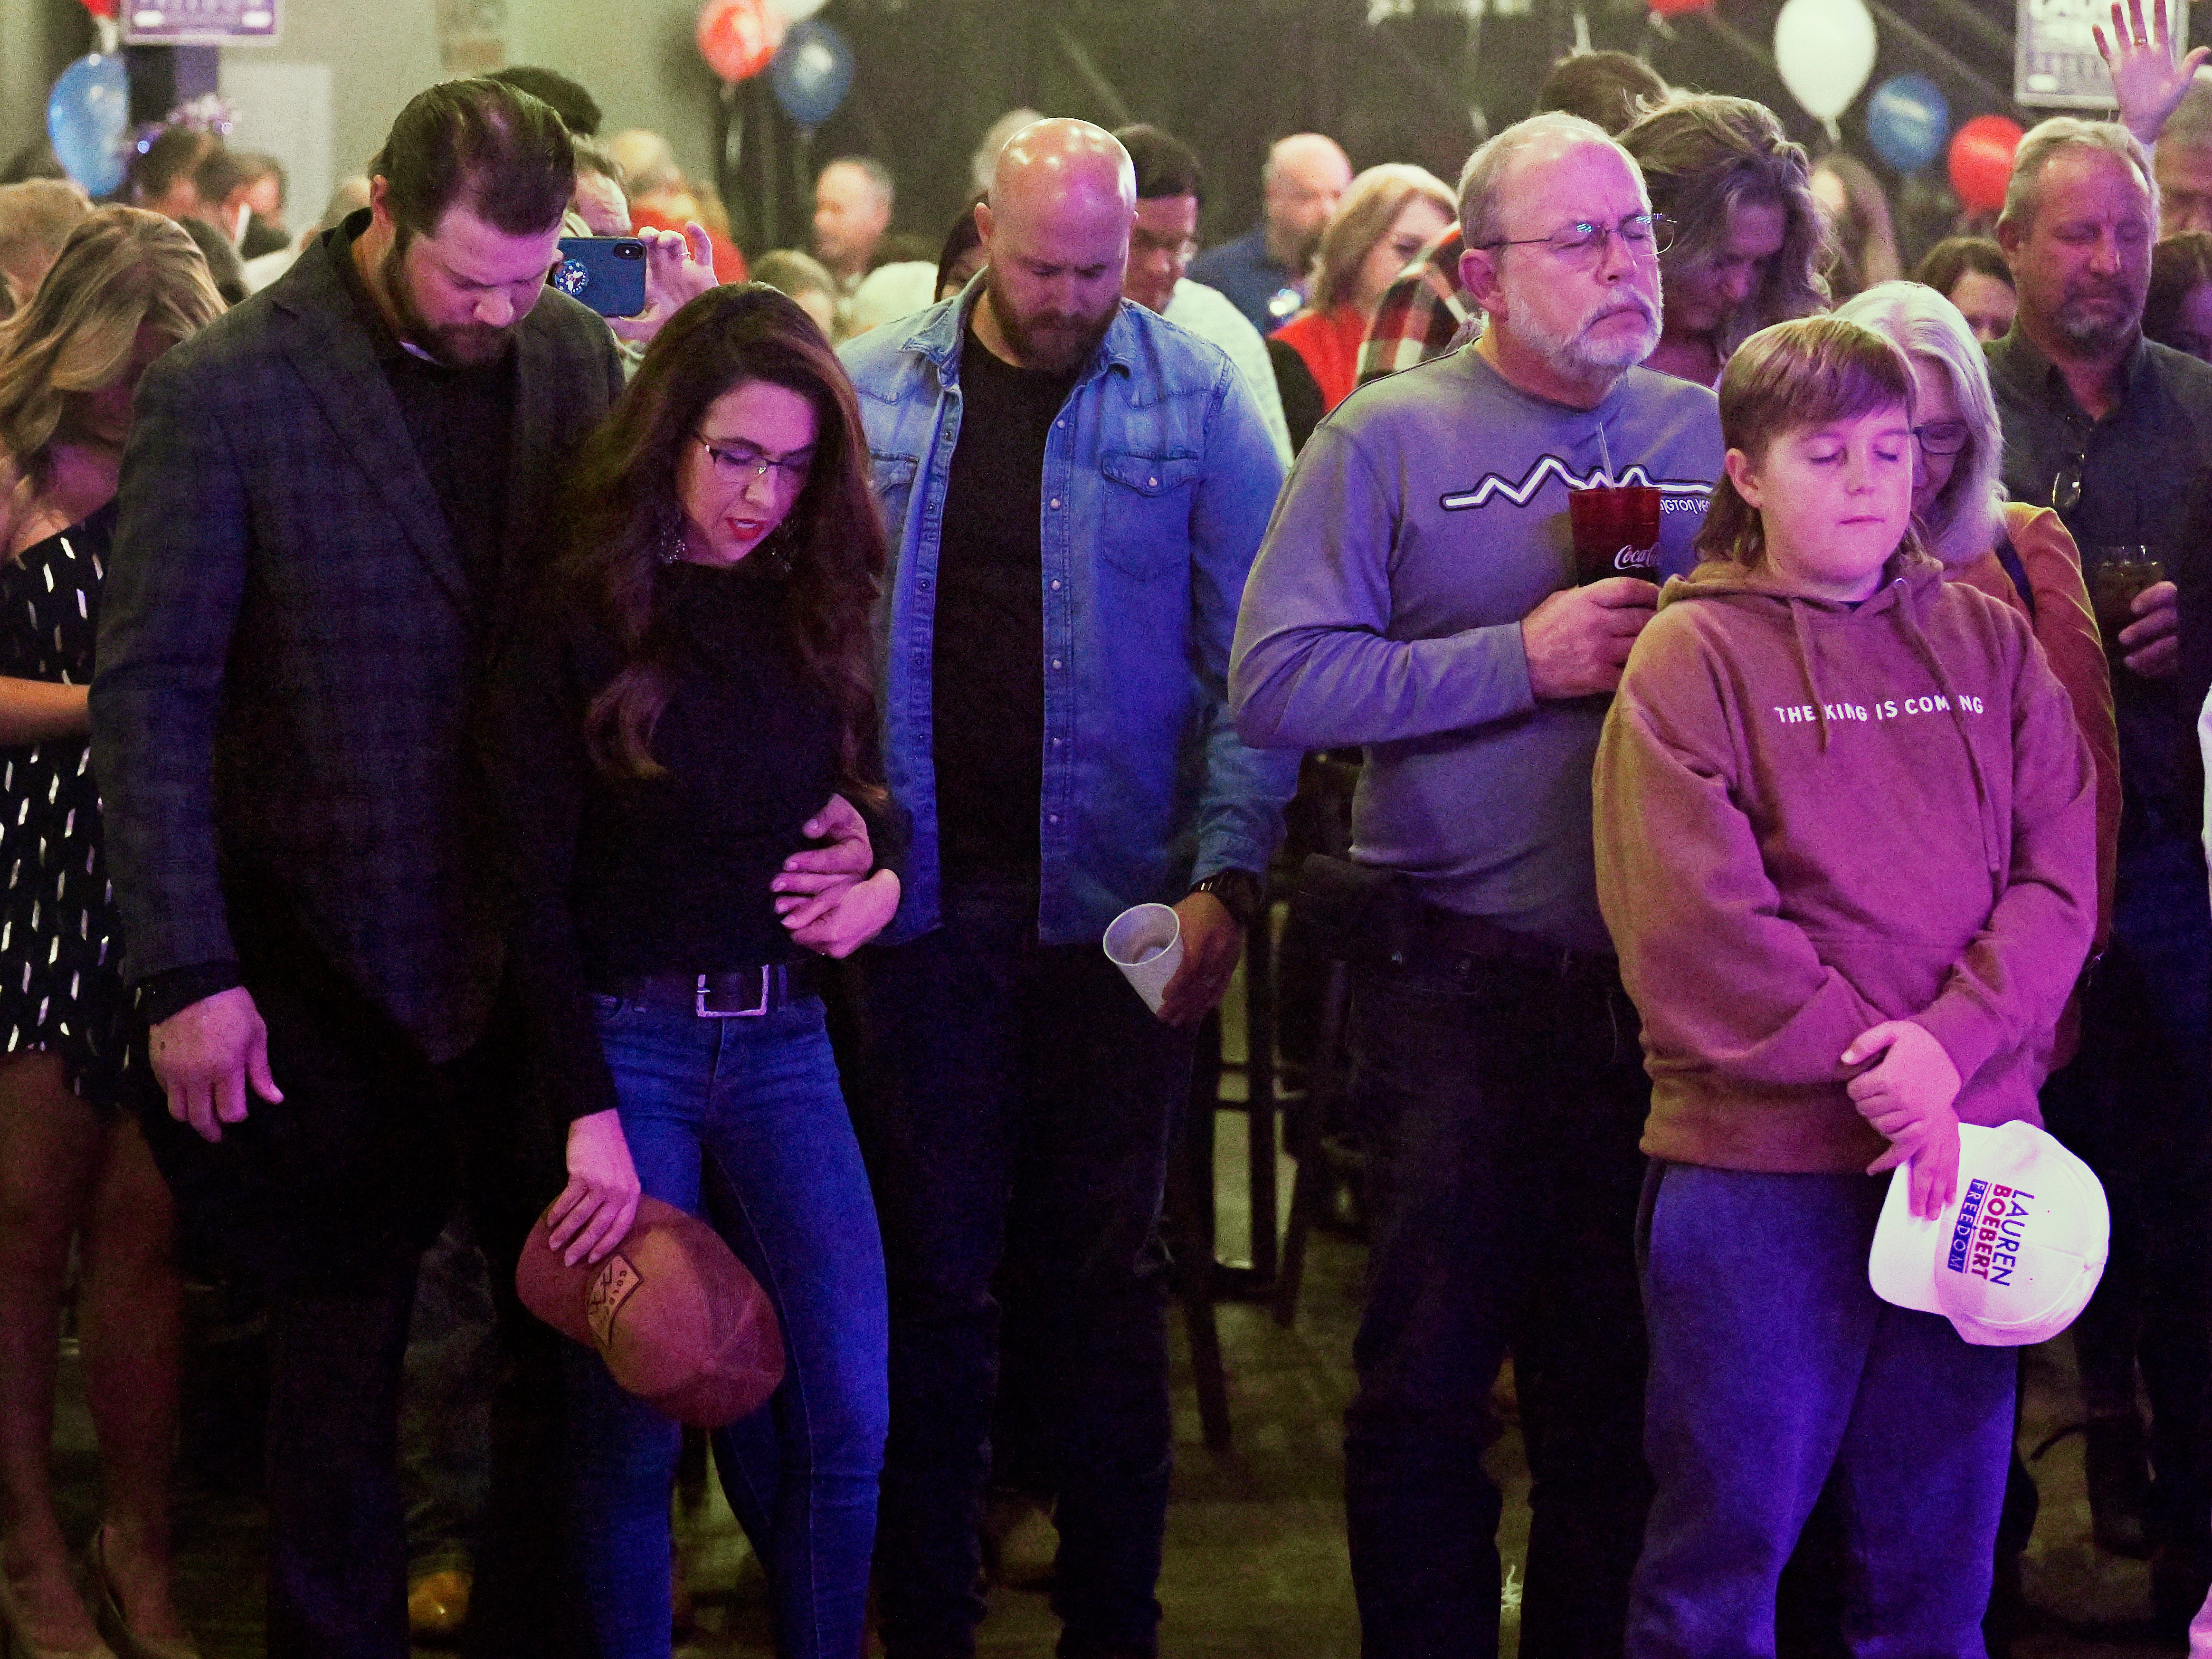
xmin=269 ymin=237 xmax=470 ymax=606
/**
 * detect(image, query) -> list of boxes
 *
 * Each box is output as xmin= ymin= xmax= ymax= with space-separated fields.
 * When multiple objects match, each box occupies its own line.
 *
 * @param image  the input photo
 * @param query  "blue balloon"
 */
xmin=1866 ymin=74 xmax=1949 ymax=173
xmin=46 ymin=55 xmax=130 ymax=200
xmin=770 ymin=19 xmax=854 ymax=131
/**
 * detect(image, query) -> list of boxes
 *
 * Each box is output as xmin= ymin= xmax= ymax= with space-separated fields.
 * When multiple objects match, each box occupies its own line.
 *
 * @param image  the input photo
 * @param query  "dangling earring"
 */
xmin=655 ymin=510 xmax=688 ymax=566
xmin=759 ymin=522 xmax=797 ymax=577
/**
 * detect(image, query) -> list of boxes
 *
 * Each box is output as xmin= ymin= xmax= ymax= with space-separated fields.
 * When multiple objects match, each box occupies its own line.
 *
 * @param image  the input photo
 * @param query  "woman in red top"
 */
xmin=1270 ymin=163 xmax=1453 ymax=413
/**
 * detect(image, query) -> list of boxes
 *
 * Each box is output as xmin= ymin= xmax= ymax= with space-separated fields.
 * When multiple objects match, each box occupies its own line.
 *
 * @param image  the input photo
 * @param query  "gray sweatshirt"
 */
xmin=1229 ymin=345 xmax=1723 ymax=950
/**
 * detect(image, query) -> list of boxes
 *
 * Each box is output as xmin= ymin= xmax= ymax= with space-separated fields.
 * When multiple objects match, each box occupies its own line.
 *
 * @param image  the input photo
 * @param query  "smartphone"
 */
xmin=551 ymin=237 xmax=647 ymax=318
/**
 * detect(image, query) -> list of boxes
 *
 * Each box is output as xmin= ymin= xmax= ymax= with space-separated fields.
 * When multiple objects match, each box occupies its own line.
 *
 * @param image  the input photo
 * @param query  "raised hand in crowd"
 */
xmin=2099 ymin=0 xmax=2211 ymax=147
xmin=148 ymin=984 xmax=284 ymax=1144
xmin=1521 ymin=575 xmax=1660 ymax=699
xmin=608 ymin=219 xmax=717 ymax=345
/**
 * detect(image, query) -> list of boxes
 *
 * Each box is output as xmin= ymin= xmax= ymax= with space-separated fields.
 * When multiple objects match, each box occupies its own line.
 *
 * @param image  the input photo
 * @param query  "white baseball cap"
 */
xmin=1868 ymin=1120 xmax=2108 ymax=1347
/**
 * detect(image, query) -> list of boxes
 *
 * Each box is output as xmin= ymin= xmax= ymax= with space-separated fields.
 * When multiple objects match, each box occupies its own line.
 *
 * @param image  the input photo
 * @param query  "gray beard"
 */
xmin=2052 ymin=298 xmax=2141 ymax=356
xmin=1515 ymin=292 xmax=1662 ymax=380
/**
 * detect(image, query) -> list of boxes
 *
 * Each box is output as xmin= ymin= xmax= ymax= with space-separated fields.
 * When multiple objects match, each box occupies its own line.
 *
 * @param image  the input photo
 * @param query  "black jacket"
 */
xmin=93 ymin=225 xmax=625 ymax=1062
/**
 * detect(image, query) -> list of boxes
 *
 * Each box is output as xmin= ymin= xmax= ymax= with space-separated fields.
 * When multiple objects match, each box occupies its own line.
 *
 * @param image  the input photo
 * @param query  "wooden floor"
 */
xmin=38 ymin=1106 xmax=2193 ymax=1657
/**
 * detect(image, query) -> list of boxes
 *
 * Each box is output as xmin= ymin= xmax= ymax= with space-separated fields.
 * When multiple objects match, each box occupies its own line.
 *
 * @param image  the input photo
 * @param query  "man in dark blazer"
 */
xmin=92 ymin=79 xmax=630 ymax=1659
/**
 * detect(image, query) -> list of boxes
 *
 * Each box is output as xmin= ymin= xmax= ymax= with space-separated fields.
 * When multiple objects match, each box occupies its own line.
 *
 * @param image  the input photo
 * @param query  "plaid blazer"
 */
xmin=92 ymin=229 xmax=625 ymax=1061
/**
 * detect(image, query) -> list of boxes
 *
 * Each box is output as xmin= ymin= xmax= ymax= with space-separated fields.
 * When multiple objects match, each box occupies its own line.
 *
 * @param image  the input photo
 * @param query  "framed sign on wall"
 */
xmin=2017 ymin=0 xmax=2184 ymax=106
xmin=123 ymin=0 xmax=279 ymax=47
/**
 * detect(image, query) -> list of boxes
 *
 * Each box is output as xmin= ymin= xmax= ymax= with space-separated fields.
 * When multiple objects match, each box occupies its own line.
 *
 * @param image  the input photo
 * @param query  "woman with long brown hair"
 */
xmin=0 ymin=209 xmax=220 ymax=1659
xmin=490 ymin=282 xmax=897 ymax=1659
xmin=1620 ymin=95 xmax=1832 ymax=387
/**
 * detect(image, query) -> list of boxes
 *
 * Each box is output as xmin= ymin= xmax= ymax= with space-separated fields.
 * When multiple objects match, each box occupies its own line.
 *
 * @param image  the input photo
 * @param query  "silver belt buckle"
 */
xmin=696 ymin=968 xmax=773 ymax=1018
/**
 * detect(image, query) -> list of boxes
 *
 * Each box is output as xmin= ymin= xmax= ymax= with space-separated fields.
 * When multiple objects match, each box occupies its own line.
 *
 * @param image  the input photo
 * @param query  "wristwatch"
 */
xmin=1190 ymin=868 xmax=1264 ymax=932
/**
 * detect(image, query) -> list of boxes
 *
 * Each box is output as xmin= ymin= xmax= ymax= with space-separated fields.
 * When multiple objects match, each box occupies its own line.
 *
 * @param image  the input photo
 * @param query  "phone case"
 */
xmin=552 ymin=237 xmax=648 ymax=318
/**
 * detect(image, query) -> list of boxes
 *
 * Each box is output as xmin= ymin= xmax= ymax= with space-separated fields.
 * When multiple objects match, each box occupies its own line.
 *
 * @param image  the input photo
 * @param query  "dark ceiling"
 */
xmin=717 ymin=0 xmax=2206 ymax=262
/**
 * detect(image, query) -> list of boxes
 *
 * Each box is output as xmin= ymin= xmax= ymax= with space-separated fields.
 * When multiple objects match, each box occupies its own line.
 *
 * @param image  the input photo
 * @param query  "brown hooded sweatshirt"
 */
xmin=1594 ymin=551 xmax=2098 ymax=1174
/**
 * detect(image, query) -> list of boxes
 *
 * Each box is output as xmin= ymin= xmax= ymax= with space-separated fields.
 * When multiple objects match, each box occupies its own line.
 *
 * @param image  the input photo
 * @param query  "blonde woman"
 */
xmin=0 ymin=208 xmax=220 ymax=1659
xmin=1271 ymin=162 xmax=1455 ymax=412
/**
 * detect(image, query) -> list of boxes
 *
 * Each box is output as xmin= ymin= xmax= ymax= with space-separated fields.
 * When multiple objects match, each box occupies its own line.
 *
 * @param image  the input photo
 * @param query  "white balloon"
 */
xmin=770 ymin=0 xmax=828 ymax=19
xmin=1773 ymin=0 xmax=1878 ymax=123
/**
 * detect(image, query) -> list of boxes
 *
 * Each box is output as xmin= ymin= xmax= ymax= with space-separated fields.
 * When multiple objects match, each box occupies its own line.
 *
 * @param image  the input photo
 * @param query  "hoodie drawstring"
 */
xmin=1787 ymin=601 xmax=1832 ymax=752
xmin=1898 ymin=586 xmax=2004 ymax=888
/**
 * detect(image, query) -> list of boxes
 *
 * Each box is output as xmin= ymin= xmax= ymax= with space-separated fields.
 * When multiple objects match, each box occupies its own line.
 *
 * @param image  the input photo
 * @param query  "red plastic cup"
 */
xmin=1568 ymin=485 xmax=1663 ymax=584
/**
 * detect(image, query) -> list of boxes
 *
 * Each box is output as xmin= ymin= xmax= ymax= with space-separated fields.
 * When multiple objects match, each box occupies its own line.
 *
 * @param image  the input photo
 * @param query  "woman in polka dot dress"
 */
xmin=0 ymin=209 xmax=221 ymax=1659
xmin=0 ymin=496 xmax=125 ymax=1109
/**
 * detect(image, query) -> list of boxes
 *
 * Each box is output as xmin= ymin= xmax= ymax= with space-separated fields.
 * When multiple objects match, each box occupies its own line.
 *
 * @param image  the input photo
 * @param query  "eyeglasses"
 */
xmin=698 ymin=437 xmax=813 ymax=489
xmin=2051 ymin=451 xmax=2087 ymax=516
xmin=1474 ymin=213 xmax=1675 ymax=267
xmin=1912 ymin=421 xmax=1971 ymax=457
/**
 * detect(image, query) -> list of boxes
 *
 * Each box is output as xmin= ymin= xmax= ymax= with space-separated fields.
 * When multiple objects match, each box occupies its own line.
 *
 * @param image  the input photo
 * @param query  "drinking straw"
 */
xmin=1595 ymin=420 xmax=1614 ymax=487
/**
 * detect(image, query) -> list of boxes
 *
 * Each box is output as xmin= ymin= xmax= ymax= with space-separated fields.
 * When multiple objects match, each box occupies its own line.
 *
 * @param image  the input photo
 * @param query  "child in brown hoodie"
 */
xmin=1595 ymin=316 xmax=2097 ymax=1656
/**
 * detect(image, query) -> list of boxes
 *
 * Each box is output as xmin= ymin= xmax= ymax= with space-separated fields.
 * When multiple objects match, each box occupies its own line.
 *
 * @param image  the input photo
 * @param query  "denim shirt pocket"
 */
xmin=869 ymin=452 xmax=921 ymax=542
xmin=1097 ymin=450 xmax=1203 ymax=579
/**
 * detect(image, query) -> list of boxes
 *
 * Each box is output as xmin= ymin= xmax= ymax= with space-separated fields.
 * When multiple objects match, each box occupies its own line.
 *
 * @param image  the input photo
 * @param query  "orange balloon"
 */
xmin=697 ymin=0 xmax=784 ymax=83
xmin=1947 ymin=114 xmax=2025 ymax=215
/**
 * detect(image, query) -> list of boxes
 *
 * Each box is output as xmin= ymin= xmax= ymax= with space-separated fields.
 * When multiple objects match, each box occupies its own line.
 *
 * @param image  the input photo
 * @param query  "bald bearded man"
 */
xmin=1190 ymin=131 xmax=1353 ymax=333
xmin=839 ymin=119 xmax=1294 ymax=1659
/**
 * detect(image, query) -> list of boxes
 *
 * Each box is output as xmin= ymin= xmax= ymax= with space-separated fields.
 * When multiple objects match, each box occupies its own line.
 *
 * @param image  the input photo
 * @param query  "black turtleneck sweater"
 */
xmin=492 ymin=558 xmax=902 ymax=1120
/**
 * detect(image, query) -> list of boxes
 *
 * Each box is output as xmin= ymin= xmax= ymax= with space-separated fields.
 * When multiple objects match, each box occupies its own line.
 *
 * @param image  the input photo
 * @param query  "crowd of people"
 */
xmin=2 ymin=10 xmax=2212 ymax=1659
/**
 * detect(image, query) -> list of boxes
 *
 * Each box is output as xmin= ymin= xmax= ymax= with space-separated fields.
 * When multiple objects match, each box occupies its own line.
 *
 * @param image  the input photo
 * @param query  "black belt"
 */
xmin=599 ymin=960 xmax=821 ymax=1019
xmin=1413 ymin=903 xmax=1615 ymax=978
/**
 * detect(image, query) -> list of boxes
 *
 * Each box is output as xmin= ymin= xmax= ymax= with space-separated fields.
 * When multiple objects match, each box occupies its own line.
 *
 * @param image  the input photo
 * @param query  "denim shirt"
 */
xmin=838 ymin=286 xmax=1296 ymax=946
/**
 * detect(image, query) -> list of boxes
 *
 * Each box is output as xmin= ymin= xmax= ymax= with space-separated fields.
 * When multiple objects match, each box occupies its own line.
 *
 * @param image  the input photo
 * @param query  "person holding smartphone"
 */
xmin=489 ymin=283 xmax=900 ymax=1659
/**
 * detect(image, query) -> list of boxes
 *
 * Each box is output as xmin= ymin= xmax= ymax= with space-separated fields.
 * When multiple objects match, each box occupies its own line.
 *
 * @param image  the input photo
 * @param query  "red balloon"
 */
xmin=697 ymin=0 xmax=783 ymax=83
xmin=1947 ymin=114 xmax=2025 ymax=215
xmin=1650 ymin=0 xmax=1715 ymax=16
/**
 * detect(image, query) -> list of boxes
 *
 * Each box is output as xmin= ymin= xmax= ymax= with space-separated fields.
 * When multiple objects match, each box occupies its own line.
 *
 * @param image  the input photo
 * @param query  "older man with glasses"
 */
xmin=1989 ymin=114 xmax=2212 ymax=1633
xmin=1231 ymin=111 xmax=1722 ymax=1659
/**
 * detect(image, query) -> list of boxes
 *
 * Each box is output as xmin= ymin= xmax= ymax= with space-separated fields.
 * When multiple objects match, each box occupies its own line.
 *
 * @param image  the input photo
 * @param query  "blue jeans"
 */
xmin=847 ymin=882 xmax=1192 ymax=1659
xmin=564 ymin=994 xmax=888 ymax=1659
xmin=1629 ymin=1165 xmax=2017 ymax=1659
